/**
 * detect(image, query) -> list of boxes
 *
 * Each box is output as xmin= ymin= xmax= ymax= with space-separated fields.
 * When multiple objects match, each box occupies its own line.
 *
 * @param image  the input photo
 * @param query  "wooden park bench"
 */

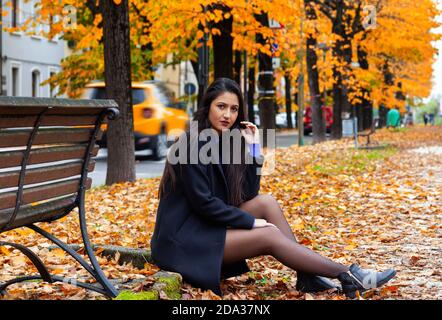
xmin=358 ymin=117 xmax=380 ymax=147
xmin=0 ymin=97 xmax=119 ymax=298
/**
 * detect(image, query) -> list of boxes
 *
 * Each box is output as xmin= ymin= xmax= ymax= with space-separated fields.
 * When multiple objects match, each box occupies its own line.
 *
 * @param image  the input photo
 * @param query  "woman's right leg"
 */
xmin=223 ymin=226 xmax=349 ymax=278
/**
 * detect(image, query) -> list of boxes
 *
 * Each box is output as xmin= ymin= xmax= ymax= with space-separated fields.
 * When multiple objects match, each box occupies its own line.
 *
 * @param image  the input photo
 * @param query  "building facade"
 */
xmin=1 ymin=0 xmax=65 ymax=98
xmin=154 ymin=55 xmax=198 ymax=114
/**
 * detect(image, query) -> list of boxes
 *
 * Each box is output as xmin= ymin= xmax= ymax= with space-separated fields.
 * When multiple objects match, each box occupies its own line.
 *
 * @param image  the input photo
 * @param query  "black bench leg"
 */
xmin=26 ymin=209 xmax=120 ymax=298
xmin=0 ymin=241 xmax=53 ymax=293
xmin=78 ymin=202 xmax=119 ymax=298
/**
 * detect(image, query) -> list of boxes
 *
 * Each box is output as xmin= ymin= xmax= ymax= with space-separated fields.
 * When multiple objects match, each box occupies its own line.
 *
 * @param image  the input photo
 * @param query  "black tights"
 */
xmin=223 ymin=194 xmax=349 ymax=278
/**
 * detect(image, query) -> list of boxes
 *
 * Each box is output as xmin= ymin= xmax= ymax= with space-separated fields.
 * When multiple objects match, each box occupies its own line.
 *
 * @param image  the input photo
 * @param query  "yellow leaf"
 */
xmin=211 ymin=28 xmax=221 ymax=36
xmin=51 ymin=248 xmax=66 ymax=258
xmin=113 ymin=0 xmax=122 ymax=5
xmin=52 ymin=268 xmax=65 ymax=275
xmin=292 ymin=222 xmax=305 ymax=230
xmin=0 ymin=246 xmax=10 ymax=256
xmin=14 ymin=228 xmax=32 ymax=236
xmin=196 ymin=30 xmax=204 ymax=39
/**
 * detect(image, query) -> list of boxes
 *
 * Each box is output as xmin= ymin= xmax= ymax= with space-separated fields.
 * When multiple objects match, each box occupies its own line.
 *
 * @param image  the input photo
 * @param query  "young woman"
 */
xmin=151 ymin=78 xmax=396 ymax=298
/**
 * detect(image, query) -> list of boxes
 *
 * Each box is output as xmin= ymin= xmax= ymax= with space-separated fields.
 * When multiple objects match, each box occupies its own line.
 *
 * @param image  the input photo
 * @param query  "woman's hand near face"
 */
xmin=240 ymin=121 xmax=260 ymax=144
xmin=253 ymin=218 xmax=278 ymax=229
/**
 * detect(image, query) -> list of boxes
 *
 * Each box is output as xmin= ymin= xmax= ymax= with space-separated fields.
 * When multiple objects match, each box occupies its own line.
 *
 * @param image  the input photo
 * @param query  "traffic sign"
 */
xmin=184 ymin=83 xmax=196 ymax=96
xmin=272 ymin=58 xmax=281 ymax=69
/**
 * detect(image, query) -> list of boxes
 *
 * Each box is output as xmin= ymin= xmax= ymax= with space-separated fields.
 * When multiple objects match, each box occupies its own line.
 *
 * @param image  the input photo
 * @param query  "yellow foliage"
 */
xmin=17 ymin=0 xmax=440 ymax=104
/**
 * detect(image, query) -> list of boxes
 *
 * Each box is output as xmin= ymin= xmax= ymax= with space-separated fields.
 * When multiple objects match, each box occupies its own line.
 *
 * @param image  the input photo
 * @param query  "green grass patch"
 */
xmin=311 ymin=146 xmax=398 ymax=176
xmin=114 ymin=290 xmax=158 ymax=300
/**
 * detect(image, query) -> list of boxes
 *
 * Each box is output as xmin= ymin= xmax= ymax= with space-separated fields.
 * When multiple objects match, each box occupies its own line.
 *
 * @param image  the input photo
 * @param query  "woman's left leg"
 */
xmin=239 ymin=193 xmax=342 ymax=292
xmin=240 ymin=194 xmax=297 ymax=242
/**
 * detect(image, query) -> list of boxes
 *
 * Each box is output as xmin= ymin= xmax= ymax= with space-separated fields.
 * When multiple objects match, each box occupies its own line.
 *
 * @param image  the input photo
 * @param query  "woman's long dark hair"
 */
xmin=158 ymin=78 xmax=248 ymax=206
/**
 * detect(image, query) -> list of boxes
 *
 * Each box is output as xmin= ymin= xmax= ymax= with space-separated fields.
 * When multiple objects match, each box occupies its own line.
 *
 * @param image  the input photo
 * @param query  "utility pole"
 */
xmin=297 ymin=8 xmax=305 ymax=147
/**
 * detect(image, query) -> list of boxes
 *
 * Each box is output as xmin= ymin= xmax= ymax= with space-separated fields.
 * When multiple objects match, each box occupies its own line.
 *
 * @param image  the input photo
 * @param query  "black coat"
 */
xmin=150 ymin=138 xmax=264 ymax=295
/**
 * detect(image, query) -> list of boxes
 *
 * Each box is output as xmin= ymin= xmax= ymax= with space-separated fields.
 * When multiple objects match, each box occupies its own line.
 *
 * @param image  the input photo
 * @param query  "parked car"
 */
xmin=276 ymin=112 xmax=297 ymax=128
xmin=82 ymin=81 xmax=189 ymax=160
xmin=303 ymin=105 xmax=333 ymax=135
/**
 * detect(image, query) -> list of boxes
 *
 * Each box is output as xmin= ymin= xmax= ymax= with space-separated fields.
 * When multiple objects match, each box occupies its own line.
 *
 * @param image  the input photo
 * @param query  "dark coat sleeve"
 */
xmin=179 ymin=162 xmax=256 ymax=229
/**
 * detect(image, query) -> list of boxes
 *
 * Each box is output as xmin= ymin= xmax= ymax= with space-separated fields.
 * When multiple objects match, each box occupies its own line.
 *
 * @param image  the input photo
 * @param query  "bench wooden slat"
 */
xmin=0 ymin=115 xmax=99 ymax=129
xmin=0 ymin=195 xmax=77 ymax=231
xmin=0 ymin=144 xmax=99 ymax=169
xmin=0 ymin=107 xmax=108 ymax=116
xmin=0 ymin=177 xmax=92 ymax=210
xmin=0 ymin=97 xmax=117 ymax=109
xmin=0 ymin=161 xmax=95 ymax=189
xmin=0 ymin=128 xmax=101 ymax=148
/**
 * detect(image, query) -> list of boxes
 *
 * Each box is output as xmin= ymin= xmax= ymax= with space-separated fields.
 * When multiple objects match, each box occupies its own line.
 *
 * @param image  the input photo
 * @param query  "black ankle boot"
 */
xmin=337 ymin=264 xmax=396 ymax=298
xmin=296 ymin=272 xmax=341 ymax=293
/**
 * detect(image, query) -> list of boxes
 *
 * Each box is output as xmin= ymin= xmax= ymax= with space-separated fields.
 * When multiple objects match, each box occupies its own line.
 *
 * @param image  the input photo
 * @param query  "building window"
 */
xmin=12 ymin=67 xmax=19 ymax=96
xmin=32 ymin=70 xmax=41 ymax=97
xmin=12 ymin=0 xmax=19 ymax=28
xmin=31 ymin=0 xmax=42 ymax=36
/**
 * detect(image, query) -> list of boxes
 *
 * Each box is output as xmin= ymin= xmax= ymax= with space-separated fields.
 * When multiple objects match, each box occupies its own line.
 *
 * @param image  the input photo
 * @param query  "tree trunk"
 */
xmin=234 ymin=51 xmax=242 ymax=84
xmin=357 ymin=44 xmax=373 ymax=130
xmin=305 ymin=0 xmax=325 ymax=143
xmin=101 ymin=0 xmax=136 ymax=185
xmin=284 ymin=72 xmax=294 ymax=129
xmin=256 ymin=12 xmax=275 ymax=147
xmin=330 ymin=2 xmax=352 ymax=139
xmin=213 ymin=5 xmax=233 ymax=79
xmin=379 ymin=105 xmax=388 ymax=128
xmin=379 ymin=60 xmax=394 ymax=127
xmin=293 ymin=75 xmax=299 ymax=121
xmin=248 ymin=66 xmax=256 ymax=124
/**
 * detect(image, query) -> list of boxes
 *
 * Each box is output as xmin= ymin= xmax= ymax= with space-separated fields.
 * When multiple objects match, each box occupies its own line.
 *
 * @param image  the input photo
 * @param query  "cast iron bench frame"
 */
xmin=0 ymin=97 xmax=119 ymax=298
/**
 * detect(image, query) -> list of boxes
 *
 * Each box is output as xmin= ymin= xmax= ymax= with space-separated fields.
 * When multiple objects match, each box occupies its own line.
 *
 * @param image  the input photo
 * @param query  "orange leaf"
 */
xmin=0 ymin=246 xmax=10 ymax=256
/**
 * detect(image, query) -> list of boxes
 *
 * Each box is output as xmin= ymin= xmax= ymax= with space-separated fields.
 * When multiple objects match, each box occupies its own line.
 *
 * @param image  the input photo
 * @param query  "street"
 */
xmin=90 ymin=131 xmax=315 ymax=187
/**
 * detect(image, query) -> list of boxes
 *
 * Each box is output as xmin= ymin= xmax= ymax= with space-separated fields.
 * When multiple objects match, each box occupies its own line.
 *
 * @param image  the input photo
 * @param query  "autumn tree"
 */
xmin=305 ymin=0 xmax=326 ymax=142
xmin=357 ymin=0 xmax=440 ymax=118
xmin=15 ymin=0 xmax=440 ymax=147
xmin=211 ymin=4 xmax=234 ymax=79
xmin=101 ymin=0 xmax=136 ymax=185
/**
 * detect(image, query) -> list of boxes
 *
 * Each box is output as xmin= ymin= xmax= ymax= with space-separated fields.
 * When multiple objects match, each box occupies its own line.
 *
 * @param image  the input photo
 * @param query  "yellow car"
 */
xmin=82 ymin=81 xmax=189 ymax=160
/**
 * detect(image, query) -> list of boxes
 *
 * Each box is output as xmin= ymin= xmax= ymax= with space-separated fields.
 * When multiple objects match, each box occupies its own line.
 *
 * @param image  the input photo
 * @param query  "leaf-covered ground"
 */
xmin=0 ymin=126 xmax=441 ymax=300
